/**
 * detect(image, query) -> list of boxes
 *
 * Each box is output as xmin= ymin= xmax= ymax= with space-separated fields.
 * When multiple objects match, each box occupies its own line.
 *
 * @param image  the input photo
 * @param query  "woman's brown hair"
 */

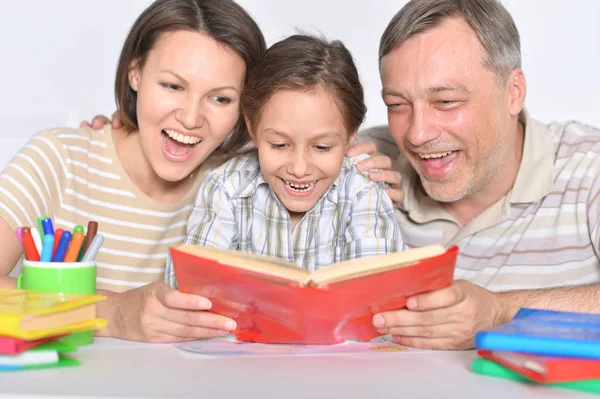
xmin=115 ymin=0 xmax=266 ymax=156
xmin=241 ymin=35 xmax=367 ymax=136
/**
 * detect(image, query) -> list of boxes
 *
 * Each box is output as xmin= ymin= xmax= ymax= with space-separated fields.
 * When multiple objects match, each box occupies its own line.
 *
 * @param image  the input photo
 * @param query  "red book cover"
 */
xmin=0 ymin=335 xmax=58 ymax=355
xmin=478 ymin=349 xmax=600 ymax=383
xmin=171 ymin=245 xmax=458 ymax=344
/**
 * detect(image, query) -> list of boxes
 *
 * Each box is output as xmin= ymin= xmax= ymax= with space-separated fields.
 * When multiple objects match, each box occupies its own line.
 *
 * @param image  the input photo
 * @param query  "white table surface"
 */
xmin=0 ymin=338 xmax=595 ymax=399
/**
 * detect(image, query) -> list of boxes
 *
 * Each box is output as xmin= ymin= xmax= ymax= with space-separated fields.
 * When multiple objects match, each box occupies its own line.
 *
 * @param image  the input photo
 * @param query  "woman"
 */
xmin=1 ymin=0 xmax=401 ymax=343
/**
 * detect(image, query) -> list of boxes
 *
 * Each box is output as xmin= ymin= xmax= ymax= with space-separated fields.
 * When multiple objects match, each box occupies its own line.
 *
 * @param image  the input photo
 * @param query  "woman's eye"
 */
xmin=269 ymin=143 xmax=287 ymax=150
xmin=160 ymin=82 xmax=182 ymax=91
xmin=211 ymin=95 xmax=232 ymax=105
xmin=315 ymin=145 xmax=332 ymax=152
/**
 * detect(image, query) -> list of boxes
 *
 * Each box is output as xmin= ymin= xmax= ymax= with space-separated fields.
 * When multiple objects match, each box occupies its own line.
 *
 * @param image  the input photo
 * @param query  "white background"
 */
xmin=0 ymin=0 xmax=598 ymax=169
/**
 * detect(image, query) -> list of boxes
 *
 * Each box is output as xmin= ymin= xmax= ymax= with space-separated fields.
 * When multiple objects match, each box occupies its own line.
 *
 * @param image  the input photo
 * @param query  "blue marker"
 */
xmin=40 ymin=234 xmax=55 ymax=262
xmin=52 ymin=231 xmax=72 ymax=262
xmin=41 ymin=218 xmax=54 ymax=238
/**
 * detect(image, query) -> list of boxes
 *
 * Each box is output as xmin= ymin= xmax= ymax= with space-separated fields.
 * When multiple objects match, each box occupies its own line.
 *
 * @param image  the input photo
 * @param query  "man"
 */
xmin=368 ymin=0 xmax=600 ymax=350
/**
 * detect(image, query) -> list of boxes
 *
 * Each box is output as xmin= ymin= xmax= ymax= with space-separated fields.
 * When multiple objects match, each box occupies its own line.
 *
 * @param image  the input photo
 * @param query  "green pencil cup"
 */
xmin=18 ymin=260 xmax=97 ymax=346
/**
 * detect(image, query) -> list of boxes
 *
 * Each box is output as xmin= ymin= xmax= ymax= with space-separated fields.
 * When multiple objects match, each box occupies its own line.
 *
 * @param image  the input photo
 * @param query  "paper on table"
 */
xmin=175 ymin=335 xmax=424 ymax=357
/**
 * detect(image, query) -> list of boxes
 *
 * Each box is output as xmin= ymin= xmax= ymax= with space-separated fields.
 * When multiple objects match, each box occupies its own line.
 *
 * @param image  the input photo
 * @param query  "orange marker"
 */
xmin=63 ymin=231 xmax=85 ymax=262
xmin=52 ymin=228 xmax=64 ymax=258
xmin=21 ymin=227 xmax=40 ymax=261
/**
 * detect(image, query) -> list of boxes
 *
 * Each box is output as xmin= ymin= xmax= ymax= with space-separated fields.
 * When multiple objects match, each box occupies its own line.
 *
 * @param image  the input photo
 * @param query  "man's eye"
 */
xmin=160 ymin=82 xmax=182 ymax=91
xmin=211 ymin=95 xmax=232 ymax=105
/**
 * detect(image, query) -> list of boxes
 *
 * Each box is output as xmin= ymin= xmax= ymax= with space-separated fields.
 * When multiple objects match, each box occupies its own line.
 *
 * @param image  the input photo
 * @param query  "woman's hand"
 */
xmin=80 ymin=111 xmax=123 ymax=130
xmin=96 ymin=281 xmax=236 ymax=343
xmin=347 ymin=141 xmax=405 ymax=207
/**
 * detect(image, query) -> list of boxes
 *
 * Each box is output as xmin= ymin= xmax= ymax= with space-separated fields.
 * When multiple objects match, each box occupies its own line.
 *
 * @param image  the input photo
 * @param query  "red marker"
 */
xmin=53 ymin=228 xmax=64 ymax=258
xmin=21 ymin=227 xmax=40 ymax=262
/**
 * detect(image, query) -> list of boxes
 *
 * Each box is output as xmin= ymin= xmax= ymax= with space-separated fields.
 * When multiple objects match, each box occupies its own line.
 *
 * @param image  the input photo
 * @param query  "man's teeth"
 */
xmin=164 ymin=129 xmax=202 ymax=145
xmin=285 ymin=180 xmax=316 ymax=192
xmin=419 ymin=151 xmax=453 ymax=159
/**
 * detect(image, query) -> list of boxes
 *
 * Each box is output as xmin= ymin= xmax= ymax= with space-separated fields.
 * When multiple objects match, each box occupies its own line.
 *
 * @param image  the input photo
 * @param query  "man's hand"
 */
xmin=347 ymin=141 xmax=404 ymax=207
xmin=372 ymin=280 xmax=506 ymax=350
xmin=80 ymin=111 xmax=123 ymax=130
xmin=96 ymin=281 xmax=236 ymax=343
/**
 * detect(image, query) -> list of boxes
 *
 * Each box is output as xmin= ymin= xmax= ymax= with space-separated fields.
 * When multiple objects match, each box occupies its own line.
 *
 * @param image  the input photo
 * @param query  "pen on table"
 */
xmin=85 ymin=221 xmax=98 ymax=252
xmin=30 ymin=227 xmax=43 ymax=257
xmin=52 ymin=231 xmax=72 ymax=262
xmin=37 ymin=216 xmax=48 ymax=240
xmin=14 ymin=227 xmax=23 ymax=245
xmin=41 ymin=217 xmax=54 ymax=237
xmin=52 ymin=228 xmax=64 ymax=258
xmin=40 ymin=234 xmax=54 ymax=262
xmin=64 ymin=231 xmax=84 ymax=262
xmin=20 ymin=227 xmax=40 ymax=262
xmin=81 ymin=234 xmax=104 ymax=262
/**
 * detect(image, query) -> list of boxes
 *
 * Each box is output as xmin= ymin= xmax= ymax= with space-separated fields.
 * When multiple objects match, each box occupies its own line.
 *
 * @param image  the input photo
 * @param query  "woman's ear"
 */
xmin=245 ymin=117 xmax=256 ymax=142
xmin=128 ymin=60 xmax=141 ymax=92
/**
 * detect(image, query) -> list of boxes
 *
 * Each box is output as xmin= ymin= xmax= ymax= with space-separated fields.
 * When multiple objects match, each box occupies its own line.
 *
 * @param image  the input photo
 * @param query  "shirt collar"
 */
xmin=398 ymin=110 xmax=555 ymax=222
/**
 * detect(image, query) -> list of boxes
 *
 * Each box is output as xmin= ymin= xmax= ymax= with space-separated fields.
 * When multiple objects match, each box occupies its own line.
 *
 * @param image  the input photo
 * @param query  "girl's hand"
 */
xmin=96 ymin=281 xmax=236 ymax=343
xmin=347 ymin=141 xmax=405 ymax=207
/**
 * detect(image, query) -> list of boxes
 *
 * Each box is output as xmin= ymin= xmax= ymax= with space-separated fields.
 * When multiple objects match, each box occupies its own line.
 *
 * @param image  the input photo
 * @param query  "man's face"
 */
xmin=380 ymin=17 xmax=518 ymax=203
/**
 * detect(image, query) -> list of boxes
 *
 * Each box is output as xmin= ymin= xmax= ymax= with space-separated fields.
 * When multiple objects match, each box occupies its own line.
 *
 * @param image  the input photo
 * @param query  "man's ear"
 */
xmin=245 ymin=117 xmax=256 ymax=142
xmin=128 ymin=60 xmax=142 ymax=92
xmin=507 ymin=68 xmax=527 ymax=117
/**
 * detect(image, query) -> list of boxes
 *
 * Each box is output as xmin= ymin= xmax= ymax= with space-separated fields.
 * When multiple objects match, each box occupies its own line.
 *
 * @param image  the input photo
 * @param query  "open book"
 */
xmin=170 ymin=244 xmax=458 ymax=344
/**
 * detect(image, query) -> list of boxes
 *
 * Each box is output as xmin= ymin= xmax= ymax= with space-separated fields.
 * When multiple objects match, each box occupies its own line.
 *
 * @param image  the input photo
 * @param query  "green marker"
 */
xmin=73 ymin=225 xmax=84 ymax=234
xmin=37 ymin=216 xmax=48 ymax=240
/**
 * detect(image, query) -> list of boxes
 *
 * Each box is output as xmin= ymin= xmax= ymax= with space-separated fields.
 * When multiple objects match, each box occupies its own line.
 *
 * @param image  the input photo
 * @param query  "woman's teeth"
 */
xmin=419 ymin=151 xmax=453 ymax=159
xmin=285 ymin=180 xmax=315 ymax=192
xmin=163 ymin=129 xmax=202 ymax=145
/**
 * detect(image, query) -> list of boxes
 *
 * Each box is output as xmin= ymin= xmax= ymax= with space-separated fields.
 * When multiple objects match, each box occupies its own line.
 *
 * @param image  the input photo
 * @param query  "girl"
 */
xmin=166 ymin=35 xmax=403 ymax=288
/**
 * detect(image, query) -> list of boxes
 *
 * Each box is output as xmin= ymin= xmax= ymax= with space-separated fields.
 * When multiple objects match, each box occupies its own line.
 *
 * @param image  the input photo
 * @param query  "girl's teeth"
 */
xmin=163 ymin=129 xmax=201 ymax=145
xmin=285 ymin=180 xmax=316 ymax=192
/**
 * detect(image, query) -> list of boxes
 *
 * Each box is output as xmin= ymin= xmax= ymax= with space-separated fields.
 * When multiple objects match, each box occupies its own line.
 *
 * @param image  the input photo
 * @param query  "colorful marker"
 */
xmin=40 ymin=234 xmax=55 ymax=262
xmin=85 ymin=221 xmax=98 ymax=252
xmin=52 ymin=228 xmax=64 ymax=258
xmin=31 ymin=227 xmax=43 ymax=257
xmin=37 ymin=216 xmax=48 ymax=240
xmin=52 ymin=231 xmax=72 ymax=262
xmin=81 ymin=234 xmax=104 ymax=262
xmin=21 ymin=227 xmax=40 ymax=262
xmin=41 ymin=218 xmax=54 ymax=237
xmin=15 ymin=227 xmax=23 ymax=245
xmin=77 ymin=235 xmax=87 ymax=262
xmin=73 ymin=225 xmax=84 ymax=234
xmin=64 ymin=231 xmax=85 ymax=262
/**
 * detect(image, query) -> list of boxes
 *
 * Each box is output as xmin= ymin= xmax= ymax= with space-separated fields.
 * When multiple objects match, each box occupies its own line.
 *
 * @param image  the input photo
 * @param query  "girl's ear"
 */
xmin=245 ymin=117 xmax=256 ymax=142
xmin=128 ymin=60 xmax=141 ymax=92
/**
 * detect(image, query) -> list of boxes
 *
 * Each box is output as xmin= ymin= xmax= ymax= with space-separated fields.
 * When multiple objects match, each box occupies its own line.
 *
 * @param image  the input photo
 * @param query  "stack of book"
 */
xmin=472 ymin=308 xmax=600 ymax=394
xmin=0 ymin=288 xmax=105 ymax=372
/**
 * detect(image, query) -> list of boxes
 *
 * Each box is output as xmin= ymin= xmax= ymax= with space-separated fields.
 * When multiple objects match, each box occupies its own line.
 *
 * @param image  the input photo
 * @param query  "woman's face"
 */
xmin=129 ymin=30 xmax=246 ymax=183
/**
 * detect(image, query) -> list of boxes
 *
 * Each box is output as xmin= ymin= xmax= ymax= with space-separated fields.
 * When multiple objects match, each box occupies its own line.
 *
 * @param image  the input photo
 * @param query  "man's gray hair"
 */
xmin=379 ymin=0 xmax=521 ymax=83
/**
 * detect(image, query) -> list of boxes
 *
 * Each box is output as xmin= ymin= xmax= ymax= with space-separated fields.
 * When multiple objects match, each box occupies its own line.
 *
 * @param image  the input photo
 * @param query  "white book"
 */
xmin=0 ymin=350 xmax=59 ymax=366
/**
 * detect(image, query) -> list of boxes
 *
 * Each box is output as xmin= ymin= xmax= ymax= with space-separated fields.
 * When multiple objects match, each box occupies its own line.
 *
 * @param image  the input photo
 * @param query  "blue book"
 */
xmin=475 ymin=308 xmax=600 ymax=358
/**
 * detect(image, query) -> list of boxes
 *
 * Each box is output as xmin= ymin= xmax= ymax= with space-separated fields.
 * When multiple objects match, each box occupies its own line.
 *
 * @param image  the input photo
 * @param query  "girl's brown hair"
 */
xmin=114 ymin=0 xmax=266 ymax=156
xmin=241 ymin=35 xmax=366 ymax=135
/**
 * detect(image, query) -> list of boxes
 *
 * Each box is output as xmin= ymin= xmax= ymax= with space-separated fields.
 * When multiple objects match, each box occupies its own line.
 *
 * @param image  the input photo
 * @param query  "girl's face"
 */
xmin=129 ymin=30 xmax=246 ymax=183
xmin=250 ymin=87 xmax=355 ymax=221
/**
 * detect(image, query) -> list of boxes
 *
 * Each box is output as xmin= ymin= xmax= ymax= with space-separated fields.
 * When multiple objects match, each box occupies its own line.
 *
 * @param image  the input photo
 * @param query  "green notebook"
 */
xmin=471 ymin=358 xmax=600 ymax=394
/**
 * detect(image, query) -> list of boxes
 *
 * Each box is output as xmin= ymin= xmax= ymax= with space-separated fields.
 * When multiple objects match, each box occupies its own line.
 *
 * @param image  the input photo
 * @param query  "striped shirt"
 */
xmin=391 ymin=111 xmax=600 ymax=291
xmin=165 ymin=151 xmax=402 ymax=288
xmin=0 ymin=126 xmax=216 ymax=292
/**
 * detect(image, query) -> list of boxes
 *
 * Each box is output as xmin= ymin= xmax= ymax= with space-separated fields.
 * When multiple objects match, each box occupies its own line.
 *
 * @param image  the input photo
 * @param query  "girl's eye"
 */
xmin=315 ymin=145 xmax=332 ymax=152
xmin=269 ymin=143 xmax=287 ymax=150
xmin=160 ymin=82 xmax=182 ymax=91
xmin=211 ymin=95 xmax=232 ymax=105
